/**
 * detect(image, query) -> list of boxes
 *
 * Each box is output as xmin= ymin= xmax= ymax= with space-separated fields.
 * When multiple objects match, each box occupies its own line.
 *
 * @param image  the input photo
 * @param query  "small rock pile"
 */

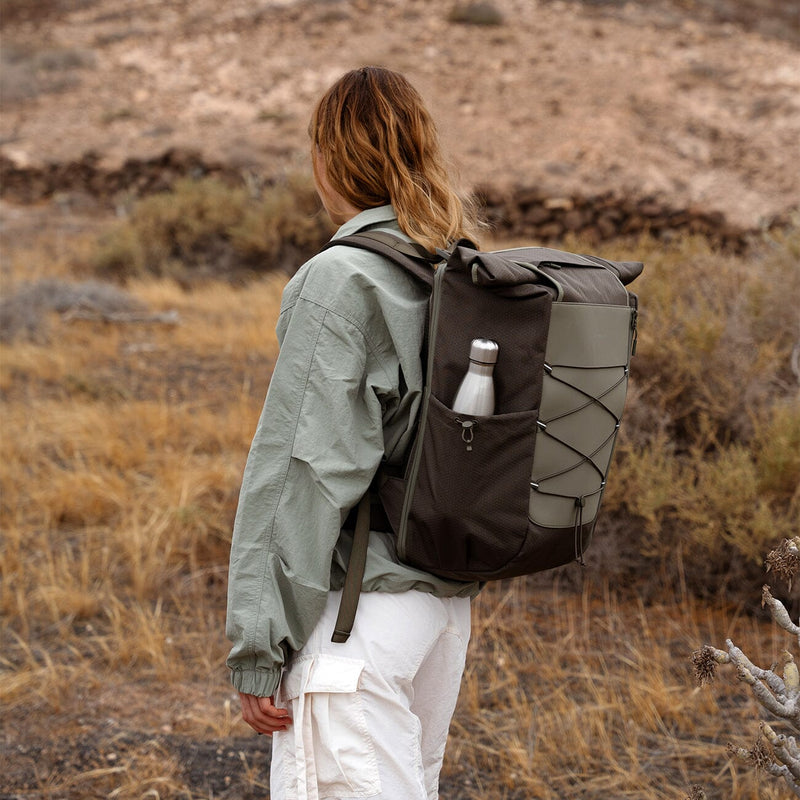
xmin=475 ymin=185 xmax=786 ymax=252
xmin=1 ymin=149 xmax=793 ymax=251
xmin=0 ymin=149 xmax=241 ymax=205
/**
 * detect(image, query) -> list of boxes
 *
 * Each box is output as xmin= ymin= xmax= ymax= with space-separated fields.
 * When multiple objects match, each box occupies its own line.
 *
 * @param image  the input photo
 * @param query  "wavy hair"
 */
xmin=309 ymin=66 xmax=480 ymax=252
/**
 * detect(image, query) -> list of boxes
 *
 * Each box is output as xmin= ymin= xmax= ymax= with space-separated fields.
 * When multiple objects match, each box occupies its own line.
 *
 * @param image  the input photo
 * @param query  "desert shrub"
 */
xmin=627 ymin=229 xmax=798 ymax=446
xmin=0 ymin=39 xmax=96 ymax=102
xmin=599 ymin=224 xmax=800 ymax=597
xmin=0 ymin=278 xmax=144 ymax=343
xmin=754 ymin=401 xmax=800 ymax=500
xmin=693 ymin=538 xmax=800 ymax=797
xmin=88 ymin=173 xmax=332 ymax=283
xmin=448 ymin=1 xmax=504 ymax=25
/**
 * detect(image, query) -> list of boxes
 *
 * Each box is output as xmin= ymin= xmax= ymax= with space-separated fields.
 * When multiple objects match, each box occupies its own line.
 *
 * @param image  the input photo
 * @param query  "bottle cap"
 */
xmin=470 ymin=338 xmax=499 ymax=365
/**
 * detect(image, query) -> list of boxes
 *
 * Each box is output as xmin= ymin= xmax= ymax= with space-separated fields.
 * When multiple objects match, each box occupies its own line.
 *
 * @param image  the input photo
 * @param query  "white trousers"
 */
xmin=270 ymin=589 xmax=471 ymax=800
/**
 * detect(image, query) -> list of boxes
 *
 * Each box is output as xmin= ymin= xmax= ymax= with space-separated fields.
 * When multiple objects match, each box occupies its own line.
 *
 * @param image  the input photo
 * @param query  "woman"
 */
xmin=226 ymin=66 xmax=481 ymax=800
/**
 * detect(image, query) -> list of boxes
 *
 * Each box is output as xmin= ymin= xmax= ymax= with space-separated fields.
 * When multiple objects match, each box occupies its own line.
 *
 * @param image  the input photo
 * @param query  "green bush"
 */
xmin=89 ymin=174 xmax=333 ymax=283
xmin=600 ymin=225 xmax=800 ymax=598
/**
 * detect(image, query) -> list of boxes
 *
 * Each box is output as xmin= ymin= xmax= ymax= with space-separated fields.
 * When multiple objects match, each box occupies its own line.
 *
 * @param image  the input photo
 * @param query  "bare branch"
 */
xmin=762 ymin=723 xmax=800 ymax=786
xmin=726 ymin=639 xmax=790 ymax=704
xmin=728 ymin=734 xmax=800 ymax=796
xmin=763 ymin=584 xmax=800 ymax=643
xmin=696 ymin=544 xmax=800 ymax=796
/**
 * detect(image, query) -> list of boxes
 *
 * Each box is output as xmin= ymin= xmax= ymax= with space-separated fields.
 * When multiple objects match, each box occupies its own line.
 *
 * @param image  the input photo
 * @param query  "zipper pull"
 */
xmin=455 ymin=418 xmax=476 ymax=451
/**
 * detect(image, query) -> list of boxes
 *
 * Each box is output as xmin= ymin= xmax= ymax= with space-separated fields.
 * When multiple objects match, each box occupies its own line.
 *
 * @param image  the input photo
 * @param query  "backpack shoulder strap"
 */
xmin=331 ymin=492 xmax=371 ymax=643
xmin=326 ymin=231 xmax=440 ymax=643
xmin=323 ymin=230 xmax=440 ymax=287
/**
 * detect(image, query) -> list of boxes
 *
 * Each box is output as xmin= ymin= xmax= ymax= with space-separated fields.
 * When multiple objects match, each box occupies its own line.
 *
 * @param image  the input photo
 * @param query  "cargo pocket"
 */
xmin=276 ymin=654 xmax=381 ymax=800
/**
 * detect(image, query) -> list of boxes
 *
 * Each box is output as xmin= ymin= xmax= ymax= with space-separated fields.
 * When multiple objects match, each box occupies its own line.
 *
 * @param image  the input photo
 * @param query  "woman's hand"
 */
xmin=238 ymin=692 xmax=292 ymax=736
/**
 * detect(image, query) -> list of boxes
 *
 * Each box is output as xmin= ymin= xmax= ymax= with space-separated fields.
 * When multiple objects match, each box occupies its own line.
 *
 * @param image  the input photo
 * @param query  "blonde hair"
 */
xmin=309 ymin=66 xmax=480 ymax=252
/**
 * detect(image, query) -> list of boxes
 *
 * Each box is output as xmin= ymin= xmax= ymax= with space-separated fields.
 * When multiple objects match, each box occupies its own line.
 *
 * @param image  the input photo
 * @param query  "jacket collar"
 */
xmin=331 ymin=205 xmax=397 ymax=240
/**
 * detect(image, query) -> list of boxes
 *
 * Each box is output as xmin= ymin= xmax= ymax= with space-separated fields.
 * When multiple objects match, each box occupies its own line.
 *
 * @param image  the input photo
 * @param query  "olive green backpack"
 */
xmin=326 ymin=232 xmax=643 ymax=642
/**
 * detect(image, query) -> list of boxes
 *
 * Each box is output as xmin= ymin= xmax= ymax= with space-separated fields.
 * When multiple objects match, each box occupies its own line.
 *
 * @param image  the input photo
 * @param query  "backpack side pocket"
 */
xmin=396 ymin=394 xmax=539 ymax=580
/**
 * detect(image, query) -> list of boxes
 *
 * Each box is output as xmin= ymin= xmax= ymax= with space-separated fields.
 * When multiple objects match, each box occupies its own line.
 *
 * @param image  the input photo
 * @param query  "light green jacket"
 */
xmin=226 ymin=206 xmax=480 ymax=698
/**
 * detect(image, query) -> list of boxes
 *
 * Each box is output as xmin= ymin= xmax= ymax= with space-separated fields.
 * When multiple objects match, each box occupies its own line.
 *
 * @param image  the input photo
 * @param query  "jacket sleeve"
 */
xmin=225 ymin=293 xmax=390 ymax=697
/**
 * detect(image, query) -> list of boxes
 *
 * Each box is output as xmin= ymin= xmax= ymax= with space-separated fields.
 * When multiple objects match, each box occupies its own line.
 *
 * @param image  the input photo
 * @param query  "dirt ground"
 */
xmin=0 ymin=675 xmax=276 ymax=799
xmin=1 ymin=0 xmax=799 ymax=229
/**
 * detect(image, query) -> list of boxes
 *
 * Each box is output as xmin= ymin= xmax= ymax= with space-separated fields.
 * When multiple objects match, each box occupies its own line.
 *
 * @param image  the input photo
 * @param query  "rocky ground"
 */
xmin=1 ymin=0 xmax=799 ymax=231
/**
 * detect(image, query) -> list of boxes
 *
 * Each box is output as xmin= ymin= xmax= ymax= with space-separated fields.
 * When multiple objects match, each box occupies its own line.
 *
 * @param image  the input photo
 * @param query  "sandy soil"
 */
xmin=1 ymin=0 xmax=799 ymax=228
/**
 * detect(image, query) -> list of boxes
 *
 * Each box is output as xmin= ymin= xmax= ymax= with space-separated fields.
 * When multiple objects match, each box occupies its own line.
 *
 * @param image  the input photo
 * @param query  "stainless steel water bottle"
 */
xmin=452 ymin=339 xmax=499 ymax=416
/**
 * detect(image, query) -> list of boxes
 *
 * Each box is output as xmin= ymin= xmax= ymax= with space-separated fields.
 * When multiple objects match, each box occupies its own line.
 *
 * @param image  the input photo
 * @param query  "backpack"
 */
xmin=326 ymin=231 xmax=643 ymax=642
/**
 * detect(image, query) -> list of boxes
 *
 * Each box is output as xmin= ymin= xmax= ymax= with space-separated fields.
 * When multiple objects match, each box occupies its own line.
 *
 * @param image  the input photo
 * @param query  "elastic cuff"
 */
xmin=229 ymin=667 xmax=282 ymax=698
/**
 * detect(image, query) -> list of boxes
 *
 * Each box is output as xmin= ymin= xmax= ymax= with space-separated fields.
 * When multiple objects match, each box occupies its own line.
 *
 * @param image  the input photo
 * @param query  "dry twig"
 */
xmin=695 ymin=538 xmax=800 ymax=796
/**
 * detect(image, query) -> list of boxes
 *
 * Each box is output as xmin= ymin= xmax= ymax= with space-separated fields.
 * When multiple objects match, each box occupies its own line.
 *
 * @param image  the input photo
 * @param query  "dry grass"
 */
xmin=1 ymin=209 xmax=798 ymax=798
xmin=447 ymin=580 xmax=790 ymax=800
